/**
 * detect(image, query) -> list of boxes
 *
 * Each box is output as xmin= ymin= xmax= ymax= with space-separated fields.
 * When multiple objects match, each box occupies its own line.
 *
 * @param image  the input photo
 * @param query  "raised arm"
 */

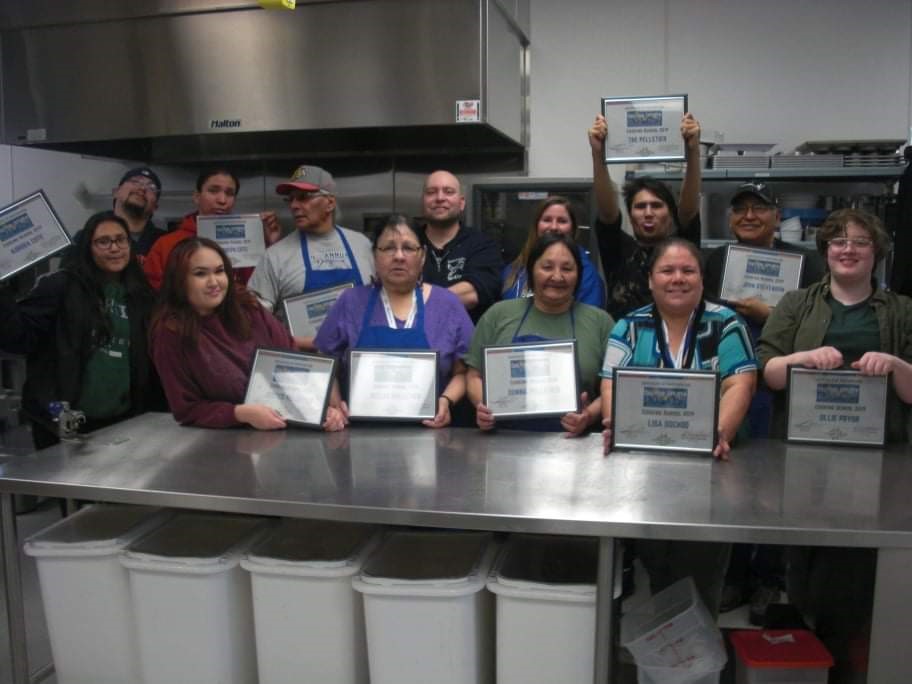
xmin=589 ymin=114 xmax=621 ymax=225
xmin=676 ymin=113 xmax=703 ymax=226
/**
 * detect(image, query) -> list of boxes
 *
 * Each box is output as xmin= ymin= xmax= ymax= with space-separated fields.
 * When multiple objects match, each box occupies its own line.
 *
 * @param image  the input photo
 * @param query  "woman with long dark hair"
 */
xmin=150 ymin=237 xmax=345 ymax=430
xmin=0 ymin=210 xmax=162 ymax=447
xmin=500 ymin=196 xmax=605 ymax=307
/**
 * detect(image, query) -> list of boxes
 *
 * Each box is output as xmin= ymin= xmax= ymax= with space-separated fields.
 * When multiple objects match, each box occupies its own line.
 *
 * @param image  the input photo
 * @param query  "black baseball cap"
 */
xmin=118 ymin=167 xmax=162 ymax=196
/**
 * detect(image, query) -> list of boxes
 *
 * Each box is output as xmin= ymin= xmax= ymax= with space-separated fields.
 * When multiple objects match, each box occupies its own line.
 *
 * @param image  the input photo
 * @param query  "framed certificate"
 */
xmin=786 ymin=367 xmax=887 ymax=446
xmin=283 ymin=282 xmax=355 ymax=338
xmin=601 ymin=94 xmax=688 ymax=164
xmin=243 ymin=348 xmax=335 ymax=428
xmin=611 ymin=368 xmax=719 ymax=455
xmin=0 ymin=190 xmax=71 ymax=281
xmin=482 ymin=340 xmax=580 ymax=418
xmin=720 ymin=245 xmax=804 ymax=306
xmin=348 ymin=349 xmax=438 ymax=421
xmin=196 ymin=214 xmax=265 ymax=269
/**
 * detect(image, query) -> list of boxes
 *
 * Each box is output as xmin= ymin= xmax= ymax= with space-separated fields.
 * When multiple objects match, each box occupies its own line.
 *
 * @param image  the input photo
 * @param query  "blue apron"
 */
xmin=499 ymin=299 xmax=576 ymax=432
xmin=300 ymin=227 xmax=364 ymax=292
xmin=355 ymin=285 xmax=430 ymax=350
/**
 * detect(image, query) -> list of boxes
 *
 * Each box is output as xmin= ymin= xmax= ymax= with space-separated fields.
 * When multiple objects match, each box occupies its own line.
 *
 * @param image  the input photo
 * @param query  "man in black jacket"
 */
xmin=418 ymin=170 xmax=502 ymax=322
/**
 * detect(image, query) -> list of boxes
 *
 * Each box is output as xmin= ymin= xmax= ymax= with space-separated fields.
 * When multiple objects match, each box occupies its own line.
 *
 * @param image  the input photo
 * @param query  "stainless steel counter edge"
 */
xmin=0 ymin=413 xmax=909 ymax=548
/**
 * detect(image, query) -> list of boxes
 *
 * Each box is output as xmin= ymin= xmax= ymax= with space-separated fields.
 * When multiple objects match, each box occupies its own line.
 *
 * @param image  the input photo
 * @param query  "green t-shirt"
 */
xmin=465 ymin=298 xmax=614 ymax=399
xmin=823 ymin=295 xmax=880 ymax=365
xmin=78 ymin=282 xmax=131 ymax=419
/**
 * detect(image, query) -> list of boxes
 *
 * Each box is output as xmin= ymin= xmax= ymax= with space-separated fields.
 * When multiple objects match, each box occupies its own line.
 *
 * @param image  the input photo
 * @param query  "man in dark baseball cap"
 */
xmin=112 ymin=166 xmax=165 ymax=259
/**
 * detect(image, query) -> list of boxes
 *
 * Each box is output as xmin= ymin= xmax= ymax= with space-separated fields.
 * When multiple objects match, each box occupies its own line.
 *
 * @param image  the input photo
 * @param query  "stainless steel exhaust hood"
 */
xmin=0 ymin=0 xmax=529 ymax=174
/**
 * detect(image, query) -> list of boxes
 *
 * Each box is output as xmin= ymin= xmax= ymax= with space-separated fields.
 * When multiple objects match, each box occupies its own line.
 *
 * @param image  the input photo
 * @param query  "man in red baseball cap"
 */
xmin=248 ymin=164 xmax=374 ymax=348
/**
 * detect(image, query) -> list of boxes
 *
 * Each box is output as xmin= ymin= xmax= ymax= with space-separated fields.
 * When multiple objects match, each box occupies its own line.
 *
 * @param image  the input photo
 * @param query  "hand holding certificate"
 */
xmin=786 ymin=367 xmax=887 ymax=446
xmin=243 ymin=348 xmax=335 ymax=428
xmin=348 ymin=349 xmax=439 ymax=421
xmin=196 ymin=214 xmax=266 ymax=269
xmin=600 ymin=95 xmax=688 ymax=164
xmin=0 ymin=191 xmax=71 ymax=281
xmin=481 ymin=340 xmax=580 ymax=419
xmin=611 ymin=368 xmax=719 ymax=455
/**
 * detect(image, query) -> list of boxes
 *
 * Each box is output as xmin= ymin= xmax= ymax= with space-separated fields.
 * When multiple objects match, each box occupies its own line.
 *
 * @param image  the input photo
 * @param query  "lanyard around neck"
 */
xmin=380 ymin=287 xmax=418 ymax=329
xmin=653 ymin=304 xmax=701 ymax=369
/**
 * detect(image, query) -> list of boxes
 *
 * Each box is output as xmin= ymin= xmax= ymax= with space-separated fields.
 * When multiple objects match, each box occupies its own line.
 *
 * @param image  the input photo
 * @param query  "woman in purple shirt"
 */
xmin=315 ymin=214 xmax=474 ymax=427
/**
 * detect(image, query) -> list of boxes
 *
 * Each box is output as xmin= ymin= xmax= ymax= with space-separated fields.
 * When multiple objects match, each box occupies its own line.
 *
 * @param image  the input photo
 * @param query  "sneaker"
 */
xmin=720 ymin=583 xmax=746 ymax=613
xmin=748 ymin=584 xmax=780 ymax=626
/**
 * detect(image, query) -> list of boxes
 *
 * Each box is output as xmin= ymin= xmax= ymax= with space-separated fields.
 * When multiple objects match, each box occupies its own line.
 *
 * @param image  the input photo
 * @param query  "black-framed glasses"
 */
xmin=92 ymin=235 xmax=129 ymax=249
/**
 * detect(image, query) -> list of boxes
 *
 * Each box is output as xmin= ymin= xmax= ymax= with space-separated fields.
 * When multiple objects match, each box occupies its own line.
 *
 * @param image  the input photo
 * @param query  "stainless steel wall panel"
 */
xmin=485 ymin=1 xmax=526 ymax=145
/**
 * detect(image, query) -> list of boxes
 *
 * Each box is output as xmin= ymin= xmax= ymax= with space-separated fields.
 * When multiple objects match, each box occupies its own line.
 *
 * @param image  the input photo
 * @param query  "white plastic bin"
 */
xmin=486 ymin=534 xmax=598 ymax=684
xmin=120 ymin=512 xmax=269 ymax=684
xmin=352 ymin=530 xmax=496 ymax=684
xmin=23 ymin=504 xmax=168 ymax=684
xmin=240 ymin=518 xmax=380 ymax=684
xmin=621 ymin=577 xmax=727 ymax=684
xmin=730 ymin=629 xmax=833 ymax=683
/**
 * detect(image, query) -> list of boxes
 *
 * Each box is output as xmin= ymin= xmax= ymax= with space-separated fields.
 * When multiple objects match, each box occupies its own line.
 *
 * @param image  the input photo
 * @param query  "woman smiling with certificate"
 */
xmin=314 ymin=214 xmax=473 ymax=427
xmin=600 ymin=238 xmax=757 ymax=461
xmin=466 ymin=233 xmax=614 ymax=434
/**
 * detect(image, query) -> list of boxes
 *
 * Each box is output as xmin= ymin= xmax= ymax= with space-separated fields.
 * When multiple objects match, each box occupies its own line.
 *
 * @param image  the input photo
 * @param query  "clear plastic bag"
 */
xmin=621 ymin=577 xmax=727 ymax=684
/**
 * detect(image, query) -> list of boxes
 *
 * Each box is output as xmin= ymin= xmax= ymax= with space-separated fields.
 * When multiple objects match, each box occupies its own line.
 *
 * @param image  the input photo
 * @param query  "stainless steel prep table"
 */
xmin=1 ymin=412 xmax=911 ymax=683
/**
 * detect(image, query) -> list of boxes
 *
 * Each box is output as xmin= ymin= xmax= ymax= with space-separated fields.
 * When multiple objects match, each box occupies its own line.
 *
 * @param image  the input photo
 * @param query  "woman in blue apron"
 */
xmin=315 ymin=215 xmax=474 ymax=428
xmin=466 ymin=232 xmax=614 ymax=435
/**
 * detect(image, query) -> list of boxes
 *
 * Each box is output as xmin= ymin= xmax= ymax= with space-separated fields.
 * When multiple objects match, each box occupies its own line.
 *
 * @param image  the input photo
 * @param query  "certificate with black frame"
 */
xmin=481 ymin=339 xmax=580 ymax=419
xmin=601 ymin=94 xmax=688 ymax=164
xmin=786 ymin=366 xmax=887 ymax=447
xmin=0 ymin=190 xmax=71 ymax=282
xmin=243 ymin=348 xmax=335 ymax=428
xmin=348 ymin=349 xmax=439 ymax=422
xmin=720 ymin=245 xmax=804 ymax=306
xmin=611 ymin=367 xmax=719 ymax=455
xmin=196 ymin=214 xmax=265 ymax=269
xmin=283 ymin=282 xmax=355 ymax=338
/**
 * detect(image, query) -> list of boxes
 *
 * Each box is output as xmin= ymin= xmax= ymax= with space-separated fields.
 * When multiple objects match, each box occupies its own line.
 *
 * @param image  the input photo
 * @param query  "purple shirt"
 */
xmin=315 ymin=284 xmax=474 ymax=389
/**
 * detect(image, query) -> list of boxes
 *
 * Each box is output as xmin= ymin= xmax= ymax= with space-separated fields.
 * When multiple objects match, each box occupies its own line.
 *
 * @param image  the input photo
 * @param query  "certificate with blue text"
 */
xmin=244 ymin=348 xmax=335 ymax=428
xmin=197 ymin=214 xmax=265 ymax=268
xmin=720 ymin=245 xmax=804 ymax=306
xmin=786 ymin=367 xmax=886 ymax=446
xmin=611 ymin=368 xmax=719 ymax=454
xmin=0 ymin=191 xmax=71 ymax=281
xmin=482 ymin=340 xmax=580 ymax=418
xmin=601 ymin=94 xmax=687 ymax=164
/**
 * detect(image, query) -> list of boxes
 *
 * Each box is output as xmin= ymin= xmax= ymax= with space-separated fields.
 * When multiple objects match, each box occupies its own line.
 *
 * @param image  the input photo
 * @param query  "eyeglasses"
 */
xmin=375 ymin=244 xmax=422 ymax=256
xmin=283 ymin=191 xmax=331 ymax=203
xmin=124 ymin=178 xmax=159 ymax=193
xmin=731 ymin=203 xmax=774 ymax=216
xmin=828 ymin=237 xmax=874 ymax=250
xmin=92 ymin=235 xmax=129 ymax=249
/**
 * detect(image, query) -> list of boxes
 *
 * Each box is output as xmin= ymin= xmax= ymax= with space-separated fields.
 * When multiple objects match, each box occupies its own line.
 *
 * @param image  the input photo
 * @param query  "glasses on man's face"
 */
xmin=828 ymin=237 xmax=874 ymax=250
xmin=731 ymin=203 xmax=774 ymax=216
xmin=375 ymin=243 xmax=422 ymax=256
xmin=92 ymin=235 xmax=129 ymax=250
xmin=125 ymin=178 xmax=159 ymax=193
xmin=283 ymin=191 xmax=331 ymax=204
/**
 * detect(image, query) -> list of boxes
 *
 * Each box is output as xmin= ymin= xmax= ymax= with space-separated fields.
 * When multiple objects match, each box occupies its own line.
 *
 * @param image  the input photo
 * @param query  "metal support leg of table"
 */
xmin=1 ymin=493 xmax=29 ymax=684
xmin=868 ymin=547 xmax=912 ymax=682
xmin=594 ymin=536 xmax=617 ymax=684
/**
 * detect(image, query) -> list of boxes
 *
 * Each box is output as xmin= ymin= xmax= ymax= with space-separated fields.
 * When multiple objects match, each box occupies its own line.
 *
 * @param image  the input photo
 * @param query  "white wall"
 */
xmin=528 ymin=0 xmax=912 ymax=178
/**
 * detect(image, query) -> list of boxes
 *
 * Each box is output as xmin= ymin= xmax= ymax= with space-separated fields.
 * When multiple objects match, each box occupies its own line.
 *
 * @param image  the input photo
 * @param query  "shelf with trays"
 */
xmin=628 ymin=166 xmax=904 ymax=181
